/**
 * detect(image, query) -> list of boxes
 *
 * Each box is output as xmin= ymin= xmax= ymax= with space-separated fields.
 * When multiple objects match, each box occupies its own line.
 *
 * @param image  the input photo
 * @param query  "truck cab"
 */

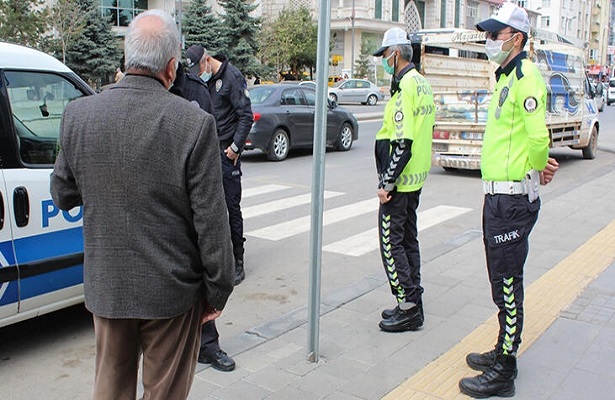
xmin=409 ymin=29 xmax=599 ymax=170
xmin=0 ymin=42 xmax=94 ymax=327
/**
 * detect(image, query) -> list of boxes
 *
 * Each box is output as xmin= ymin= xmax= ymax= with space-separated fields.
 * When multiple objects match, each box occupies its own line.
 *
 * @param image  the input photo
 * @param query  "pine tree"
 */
xmin=183 ymin=0 xmax=224 ymax=54
xmin=64 ymin=0 xmax=121 ymax=89
xmin=218 ymin=0 xmax=262 ymax=76
xmin=0 ymin=0 xmax=49 ymax=48
xmin=354 ymin=38 xmax=373 ymax=80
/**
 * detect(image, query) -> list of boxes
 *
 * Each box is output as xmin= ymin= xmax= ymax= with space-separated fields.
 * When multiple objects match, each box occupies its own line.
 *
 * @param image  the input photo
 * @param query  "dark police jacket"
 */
xmin=208 ymin=55 xmax=253 ymax=152
xmin=170 ymin=63 xmax=213 ymax=114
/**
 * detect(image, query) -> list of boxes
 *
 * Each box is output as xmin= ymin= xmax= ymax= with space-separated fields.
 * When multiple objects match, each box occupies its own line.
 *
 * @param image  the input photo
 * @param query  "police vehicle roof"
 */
xmin=0 ymin=41 xmax=72 ymax=72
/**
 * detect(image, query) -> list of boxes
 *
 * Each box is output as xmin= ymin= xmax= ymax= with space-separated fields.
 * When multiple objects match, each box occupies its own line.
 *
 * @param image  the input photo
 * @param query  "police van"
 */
xmin=0 ymin=42 xmax=95 ymax=327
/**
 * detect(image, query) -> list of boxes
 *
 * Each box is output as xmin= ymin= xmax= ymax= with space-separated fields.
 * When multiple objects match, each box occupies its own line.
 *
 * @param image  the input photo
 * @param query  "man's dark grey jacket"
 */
xmin=51 ymin=74 xmax=234 ymax=319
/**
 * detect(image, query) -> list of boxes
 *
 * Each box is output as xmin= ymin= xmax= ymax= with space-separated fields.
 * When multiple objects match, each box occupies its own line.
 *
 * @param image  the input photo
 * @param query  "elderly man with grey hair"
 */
xmin=51 ymin=9 xmax=234 ymax=399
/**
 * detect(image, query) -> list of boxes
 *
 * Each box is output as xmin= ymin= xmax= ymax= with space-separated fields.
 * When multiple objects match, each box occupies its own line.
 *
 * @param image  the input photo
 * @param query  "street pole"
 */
xmin=351 ymin=0 xmax=355 ymax=78
xmin=307 ymin=0 xmax=332 ymax=363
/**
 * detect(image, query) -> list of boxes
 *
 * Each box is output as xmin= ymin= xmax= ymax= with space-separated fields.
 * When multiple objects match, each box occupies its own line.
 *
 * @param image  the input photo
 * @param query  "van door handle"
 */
xmin=13 ymin=187 xmax=29 ymax=227
xmin=0 ymin=193 xmax=4 ymax=229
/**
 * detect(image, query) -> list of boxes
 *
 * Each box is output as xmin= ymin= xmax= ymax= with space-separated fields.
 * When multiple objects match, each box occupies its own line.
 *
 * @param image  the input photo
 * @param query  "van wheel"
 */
xmin=267 ymin=129 xmax=290 ymax=161
xmin=582 ymin=126 xmax=598 ymax=159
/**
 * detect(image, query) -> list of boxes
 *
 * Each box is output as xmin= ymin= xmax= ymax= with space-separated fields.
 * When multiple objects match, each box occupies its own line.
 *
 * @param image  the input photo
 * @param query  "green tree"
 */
xmin=46 ymin=0 xmax=88 ymax=63
xmin=260 ymin=7 xmax=317 ymax=80
xmin=0 ymin=0 xmax=49 ymax=48
xmin=354 ymin=37 xmax=373 ymax=80
xmin=183 ymin=0 xmax=224 ymax=53
xmin=64 ymin=0 xmax=121 ymax=89
xmin=218 ymin=0 xmax=261 ymax=76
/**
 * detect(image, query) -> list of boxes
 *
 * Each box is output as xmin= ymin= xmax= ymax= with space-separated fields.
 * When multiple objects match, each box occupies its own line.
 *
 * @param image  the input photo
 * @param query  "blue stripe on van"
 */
xmin=8 ymin=227 xmax=83 ymax=301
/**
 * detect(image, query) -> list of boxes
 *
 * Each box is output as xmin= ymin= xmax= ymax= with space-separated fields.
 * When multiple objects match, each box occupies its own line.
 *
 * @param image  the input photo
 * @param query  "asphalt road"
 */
xmin=1 ymin=103 xmax=614 ymax=399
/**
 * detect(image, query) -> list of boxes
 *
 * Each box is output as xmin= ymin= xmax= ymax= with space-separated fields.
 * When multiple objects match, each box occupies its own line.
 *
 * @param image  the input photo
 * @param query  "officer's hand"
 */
xmin=378 ymin=188 xmax=391 ymax=204
xmin=224 ymin=146 xmax=239 ymax=165
xmin=540 ymin=157 xmax=559 ymax=185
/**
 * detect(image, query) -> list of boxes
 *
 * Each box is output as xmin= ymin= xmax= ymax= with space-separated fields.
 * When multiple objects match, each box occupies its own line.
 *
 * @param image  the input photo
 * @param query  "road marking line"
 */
xmin=246 ymin=198 xmax=379 ymax=241
xmin=243 ymin=191 xmax=344 ymax=219
xmin=382 ymin=220 xmax=615 ymax=399
xmin=323 ymin=205 xmax=472 ymax=256
xmin=243 ymin=184 xmax=290 ymax=199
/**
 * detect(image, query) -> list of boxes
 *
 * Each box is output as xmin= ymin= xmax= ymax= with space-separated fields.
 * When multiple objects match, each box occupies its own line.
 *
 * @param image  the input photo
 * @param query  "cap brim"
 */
xmin=373 ymin=46 xmax=387 ymax=57
xmin=476 ymin=19 xmax=509 ymax=33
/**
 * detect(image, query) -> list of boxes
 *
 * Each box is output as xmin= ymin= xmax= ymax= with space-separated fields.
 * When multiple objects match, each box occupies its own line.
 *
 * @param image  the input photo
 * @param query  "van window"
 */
xmin=609 ymin=79 xmax=615 ymax=88
xmin=4 ymin=71 xmax=85 ymax=165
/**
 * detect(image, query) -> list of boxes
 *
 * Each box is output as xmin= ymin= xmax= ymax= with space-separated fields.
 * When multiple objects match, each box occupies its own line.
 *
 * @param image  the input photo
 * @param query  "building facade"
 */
xmin=62 ymin=1 xmax=613 ymax=76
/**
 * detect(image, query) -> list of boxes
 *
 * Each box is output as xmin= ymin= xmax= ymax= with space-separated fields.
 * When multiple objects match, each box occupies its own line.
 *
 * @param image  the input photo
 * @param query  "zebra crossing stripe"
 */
xmin=323 ymin=205 xmax=472 ymax=256
xmin=243 ymin=184 xmax=290 ymax=199
xmin=243 ymin=191 xmax=344 ymax=219
xmin=246 ymin=198 xmax=379 ymax=241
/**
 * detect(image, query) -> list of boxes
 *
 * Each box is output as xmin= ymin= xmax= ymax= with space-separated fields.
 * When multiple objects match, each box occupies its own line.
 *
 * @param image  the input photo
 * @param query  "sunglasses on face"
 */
xmin=487 ymin=30 xmax=516 ymax=40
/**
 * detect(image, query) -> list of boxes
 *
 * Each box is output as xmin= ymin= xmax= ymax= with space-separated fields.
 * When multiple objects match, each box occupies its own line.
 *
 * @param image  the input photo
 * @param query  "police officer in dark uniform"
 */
xmin=459 ymin=3 xmax=559 ymax=398
xmin=170 ymin=62 xmax=237 ymax=373
xmin=186 ymin=45 xmax=253 ymax=287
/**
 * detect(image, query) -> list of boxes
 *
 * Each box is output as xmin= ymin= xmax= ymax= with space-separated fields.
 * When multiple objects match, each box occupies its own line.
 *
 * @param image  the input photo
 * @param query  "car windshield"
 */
xmin=249 ymin=86 xmax=275 ymax=104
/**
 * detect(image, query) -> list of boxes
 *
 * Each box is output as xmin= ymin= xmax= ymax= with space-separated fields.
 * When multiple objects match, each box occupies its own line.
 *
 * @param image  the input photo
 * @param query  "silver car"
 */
xmin=328 ymin=79 xmax=384 ymax=106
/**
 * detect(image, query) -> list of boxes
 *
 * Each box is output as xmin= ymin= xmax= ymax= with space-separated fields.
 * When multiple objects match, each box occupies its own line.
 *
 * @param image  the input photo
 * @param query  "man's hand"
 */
xmin=378 ymin=188 xmax=391 ymax=204
xmin=224 ymin=146 xmax=239 ymax=165
xmin=201 ymin=304 xmax=222 ymax=324
xmin=540 ymin=157 xmax=559 ymax=185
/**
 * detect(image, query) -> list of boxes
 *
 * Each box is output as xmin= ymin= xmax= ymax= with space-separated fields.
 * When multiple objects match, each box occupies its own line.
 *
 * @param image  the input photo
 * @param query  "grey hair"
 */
xmin=124 ymin=9 xmax=180 ymax=75
xmin=390 ymin=44 xmax=413 ymax=62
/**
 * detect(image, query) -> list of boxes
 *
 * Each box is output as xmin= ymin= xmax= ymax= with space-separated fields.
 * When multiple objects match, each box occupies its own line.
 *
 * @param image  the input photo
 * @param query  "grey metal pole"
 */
xmin=351 ymin=0 xmax=355 ymax=78
xmin=307 ymin=0 xmax=332 ymax=363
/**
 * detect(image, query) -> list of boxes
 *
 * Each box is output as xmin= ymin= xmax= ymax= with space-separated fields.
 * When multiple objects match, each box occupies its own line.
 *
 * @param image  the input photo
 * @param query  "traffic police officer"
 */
xmin=373 ymin=27 xmax=435 ymax=332
xmin=459 ymin=3 xmax=559 ymax=398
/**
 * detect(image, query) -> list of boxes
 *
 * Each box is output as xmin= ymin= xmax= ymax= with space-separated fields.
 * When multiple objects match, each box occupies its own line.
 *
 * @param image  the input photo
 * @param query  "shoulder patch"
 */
xmin=394 ymin=110 xmax=404 ymax=123
xmin=524 ymin=97 xmax=537 ymax=113
xmin=215 ymin=79 xmax=222 ymax=92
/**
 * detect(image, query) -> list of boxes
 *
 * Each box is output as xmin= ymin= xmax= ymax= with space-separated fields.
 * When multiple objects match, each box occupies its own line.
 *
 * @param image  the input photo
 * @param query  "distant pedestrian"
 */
xmin=372 ymin=27 xmax=435 ymax=332
xmin=51 ymin=10 xmax=234 ymax=399
xmin=253 ymin=75 xmax=261 ymax=85
xmin=459 ymin=3 xmax=559 ymax=398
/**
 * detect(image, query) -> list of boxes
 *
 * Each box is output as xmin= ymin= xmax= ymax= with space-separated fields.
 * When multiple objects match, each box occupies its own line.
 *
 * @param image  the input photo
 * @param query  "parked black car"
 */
xmin=246 ymin=84 xmax=359 ymax=161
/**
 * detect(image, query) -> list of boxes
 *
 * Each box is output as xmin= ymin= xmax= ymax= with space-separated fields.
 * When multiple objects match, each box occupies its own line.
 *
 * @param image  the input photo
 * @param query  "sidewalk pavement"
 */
xmin=187 ymin=167 xmax=615 ymax=399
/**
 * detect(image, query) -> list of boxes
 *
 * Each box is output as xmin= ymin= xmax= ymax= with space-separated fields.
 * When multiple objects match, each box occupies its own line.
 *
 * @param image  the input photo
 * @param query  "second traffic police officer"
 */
xmin=459 ymin=2 xmax=559 ymax=398
xmin=372 ymin=27 xmax=435 ymax=333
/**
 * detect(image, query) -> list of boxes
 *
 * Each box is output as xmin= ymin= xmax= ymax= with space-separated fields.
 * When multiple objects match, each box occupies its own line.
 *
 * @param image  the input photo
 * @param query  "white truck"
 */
xmin=408 ymin=29 xmax=600 ymax=170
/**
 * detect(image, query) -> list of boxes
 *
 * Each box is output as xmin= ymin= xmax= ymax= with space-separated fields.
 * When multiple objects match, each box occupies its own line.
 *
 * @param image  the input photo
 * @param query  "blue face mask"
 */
xmin=199 ymin=62 xmax=212 ymax=82
xmin=382 ymin=52 xmax=396 ymax=75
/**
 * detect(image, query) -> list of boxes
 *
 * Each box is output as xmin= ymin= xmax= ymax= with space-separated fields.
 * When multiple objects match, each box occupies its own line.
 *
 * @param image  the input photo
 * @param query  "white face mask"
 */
xmin=485 ymin=35 xmax=515 ymax=65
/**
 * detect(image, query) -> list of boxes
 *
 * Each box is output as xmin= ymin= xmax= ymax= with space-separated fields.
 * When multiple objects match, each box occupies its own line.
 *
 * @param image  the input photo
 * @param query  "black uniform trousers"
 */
xmin=221 ymin=152 xmax=245 ymax=261
xmin=378 ymin=189 xmax=423 ymax=305
xmin=482 ymin=194 xmax=540 ymax=356
xmin=200 ymin=154 xmax=244 ymax=355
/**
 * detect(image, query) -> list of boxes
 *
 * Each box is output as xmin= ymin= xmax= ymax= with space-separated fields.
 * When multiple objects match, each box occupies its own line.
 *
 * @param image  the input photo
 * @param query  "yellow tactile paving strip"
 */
xmin=383 ymin=220 xmax=615 ymax=400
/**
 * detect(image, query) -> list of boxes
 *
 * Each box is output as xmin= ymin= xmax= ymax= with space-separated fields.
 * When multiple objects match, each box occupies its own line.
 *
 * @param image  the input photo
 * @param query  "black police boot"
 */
xmin=382 ymin=300 xmax=423 ymax=320
xmin=379 ymin=304 xmax=423 ymax=332
xmin=467 ymin=348 xmax=518 ymax=378
xmin=234 ymin=259 xmax=245 ymax=286
xmin=459 ymin=354 xmax=516 ymax=398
